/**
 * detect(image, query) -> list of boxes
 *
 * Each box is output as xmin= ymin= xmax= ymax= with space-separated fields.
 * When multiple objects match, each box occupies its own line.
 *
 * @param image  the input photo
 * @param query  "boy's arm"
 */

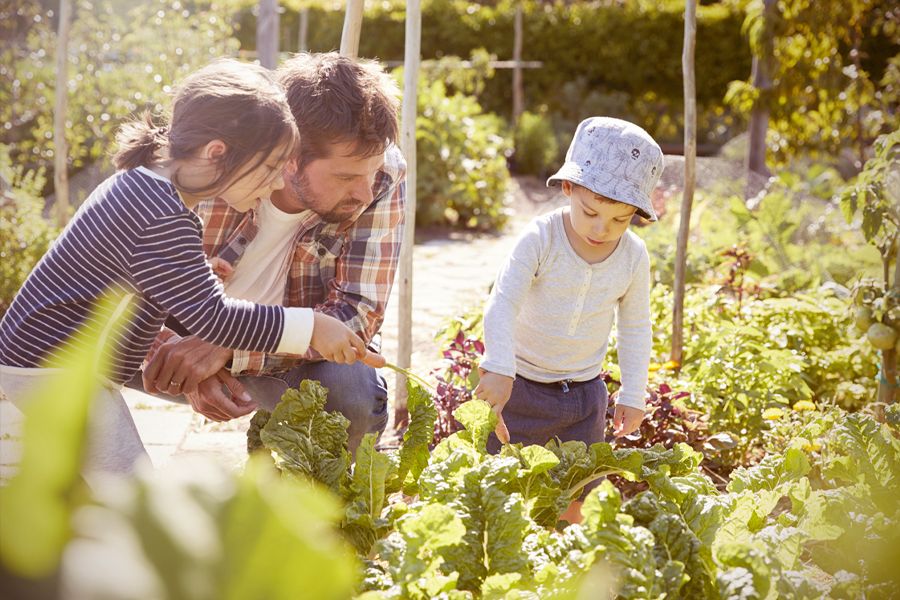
xmin=477 ymin=223 xmax=543 ymax=445
xmin=480 ymin=222 xmax=544 ymax=379
xmin=614 ymin=246 xmax=653 ymax=410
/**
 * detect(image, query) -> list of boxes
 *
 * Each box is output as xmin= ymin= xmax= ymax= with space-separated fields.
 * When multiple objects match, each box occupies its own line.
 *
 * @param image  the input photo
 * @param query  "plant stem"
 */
xmin=877 ymin=235 xmax=898 ymax=405
xmin=381 ymin=361 xmax=435 ymax=391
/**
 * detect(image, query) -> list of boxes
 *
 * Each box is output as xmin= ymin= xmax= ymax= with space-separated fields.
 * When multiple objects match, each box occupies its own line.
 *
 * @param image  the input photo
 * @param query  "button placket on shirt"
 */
xmin=567 ymin=267 xmax=592 ymax=335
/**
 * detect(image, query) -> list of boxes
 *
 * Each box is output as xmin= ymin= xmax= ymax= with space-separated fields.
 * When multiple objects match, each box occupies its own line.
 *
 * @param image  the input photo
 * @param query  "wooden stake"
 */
xmin=53 ymin=0 xmax=72 ymax=227
xmin=395 ymin=0 xmax=421 ymax=424
xmin=257 ymin=0 xmax=279 ymax=69
xmin=512 ymin=4 xmax=524 ymax=123
xmin=298 ymin=6 xmax=309 ymax=52
xmin=745 ymin=0 xmax=775 ymax=193
xmin=672 ymin=0 xmax=697 ymax=366
xmin=340 ymin=0 xmax=365 ymax=58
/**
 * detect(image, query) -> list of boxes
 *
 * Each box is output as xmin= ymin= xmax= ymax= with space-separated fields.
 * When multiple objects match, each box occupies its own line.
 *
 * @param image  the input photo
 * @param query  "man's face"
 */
xmin=271 ymin=141 xmax=384 ymax=222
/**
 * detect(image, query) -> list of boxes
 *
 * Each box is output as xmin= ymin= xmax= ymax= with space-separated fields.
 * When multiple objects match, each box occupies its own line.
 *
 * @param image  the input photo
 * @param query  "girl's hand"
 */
xmin=144 ymin=328 xmax=180 ymax=366
xmin=474 ymin=369 xmax=513 ymax=444
xmin=612 ymin=404 xmax=645 ymax=437
xmin=310 ymin=312 xmax=385 ymax=368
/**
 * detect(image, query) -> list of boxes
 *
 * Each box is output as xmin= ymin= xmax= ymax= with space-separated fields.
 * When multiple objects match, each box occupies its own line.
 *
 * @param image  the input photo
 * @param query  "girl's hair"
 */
xmin=113 ymin=59 xmax=300 ymax=196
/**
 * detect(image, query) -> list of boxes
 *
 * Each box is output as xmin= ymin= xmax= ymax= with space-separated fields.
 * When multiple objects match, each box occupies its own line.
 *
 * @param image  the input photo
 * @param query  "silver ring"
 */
xmin=170 ymin=380 xmax=181 ymax=388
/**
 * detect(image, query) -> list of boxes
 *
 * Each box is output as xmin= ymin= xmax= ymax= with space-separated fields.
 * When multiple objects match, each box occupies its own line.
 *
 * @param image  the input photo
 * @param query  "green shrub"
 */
xmin=406 ymin=60 xmax=512 ymax=230
xmin=0 ymin=145 xmax=58 ymax=316
xmin=238 ymin=0 xmax=753 ymax=145
xmin=512 ymin=111 xmax=558 ymax=176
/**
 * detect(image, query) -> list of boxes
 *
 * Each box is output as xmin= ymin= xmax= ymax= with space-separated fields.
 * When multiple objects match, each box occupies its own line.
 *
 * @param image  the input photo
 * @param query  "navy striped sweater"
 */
xmin=0 ymin=168 xmax=291 ymax=385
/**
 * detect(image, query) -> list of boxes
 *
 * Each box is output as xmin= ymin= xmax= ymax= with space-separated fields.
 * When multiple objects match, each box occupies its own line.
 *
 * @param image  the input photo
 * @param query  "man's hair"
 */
xmin=277 ymin=52 xmax=401 ymax=166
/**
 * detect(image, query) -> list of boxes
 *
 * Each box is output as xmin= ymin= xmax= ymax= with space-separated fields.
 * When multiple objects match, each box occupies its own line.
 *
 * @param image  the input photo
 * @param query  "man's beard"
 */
xmin=291 ymin=171 xmax=364 ymax=224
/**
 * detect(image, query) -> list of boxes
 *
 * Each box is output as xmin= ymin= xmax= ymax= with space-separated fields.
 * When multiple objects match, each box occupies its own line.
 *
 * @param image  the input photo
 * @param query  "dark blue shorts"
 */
xmin=486 ymin=375 xmax=609 ymax=454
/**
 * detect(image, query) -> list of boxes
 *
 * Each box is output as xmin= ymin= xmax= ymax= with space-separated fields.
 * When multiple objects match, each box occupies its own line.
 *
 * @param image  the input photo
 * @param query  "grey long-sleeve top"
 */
xmin=481 ymin=208 xmax=652 ymax=409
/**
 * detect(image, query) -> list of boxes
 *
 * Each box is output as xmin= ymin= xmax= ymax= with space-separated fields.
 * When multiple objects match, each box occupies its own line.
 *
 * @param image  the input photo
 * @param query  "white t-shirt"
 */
xmin=225 ymin=199 xmax=306 ymax=305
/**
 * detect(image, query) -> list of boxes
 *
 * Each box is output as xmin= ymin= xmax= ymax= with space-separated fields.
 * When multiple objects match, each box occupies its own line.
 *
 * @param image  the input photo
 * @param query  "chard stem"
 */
xmin=381 ymin=361 xmax=436 ymax=391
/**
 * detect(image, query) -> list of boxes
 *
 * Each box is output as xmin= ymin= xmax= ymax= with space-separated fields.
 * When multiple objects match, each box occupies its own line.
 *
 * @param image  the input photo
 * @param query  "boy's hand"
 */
xmin=474 ymin=369 xmax=513 ymax=444
xmin=612 ymin=404 xmax=645 ymax=437
xmin=310 ymin=312 xmax=385 ymax=368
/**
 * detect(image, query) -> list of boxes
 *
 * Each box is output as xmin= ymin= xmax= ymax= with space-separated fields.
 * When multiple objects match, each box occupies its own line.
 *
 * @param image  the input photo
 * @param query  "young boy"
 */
xmin=475 ymin=117 xmax=663 ymax=499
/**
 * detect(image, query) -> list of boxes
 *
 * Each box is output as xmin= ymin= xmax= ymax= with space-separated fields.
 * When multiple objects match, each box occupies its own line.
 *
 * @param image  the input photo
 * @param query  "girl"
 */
xmin=0 ymin=59 xmax=381 ymax=482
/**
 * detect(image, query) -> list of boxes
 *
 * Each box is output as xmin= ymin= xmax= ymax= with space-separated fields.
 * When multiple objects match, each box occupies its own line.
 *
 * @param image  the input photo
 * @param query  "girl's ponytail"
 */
xmin=112 ymin=111 xmax=168 ymax=170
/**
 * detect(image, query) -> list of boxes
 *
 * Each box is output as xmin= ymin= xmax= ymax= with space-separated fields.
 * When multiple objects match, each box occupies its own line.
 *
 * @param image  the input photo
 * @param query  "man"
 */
xmin=137 ymin=52 xmax=406 ymax=453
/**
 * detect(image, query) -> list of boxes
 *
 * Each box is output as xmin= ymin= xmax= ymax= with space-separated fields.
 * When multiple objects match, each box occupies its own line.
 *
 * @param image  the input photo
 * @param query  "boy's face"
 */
xmin=562 ymin=180 xmax=637 ymax=247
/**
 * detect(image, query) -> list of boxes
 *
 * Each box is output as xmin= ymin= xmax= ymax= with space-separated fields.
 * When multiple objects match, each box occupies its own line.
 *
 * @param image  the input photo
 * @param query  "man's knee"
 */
xmin=283 ymin=361 xmax=387 ymax=432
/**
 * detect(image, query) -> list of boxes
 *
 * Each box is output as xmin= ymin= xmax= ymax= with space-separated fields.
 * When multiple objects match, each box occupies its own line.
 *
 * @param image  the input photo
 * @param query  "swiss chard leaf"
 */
xmin=259 ymin=380 xmax=352 ymax=495
xmin=726 ymin=448 xmax=810 ymax=494
xmin=343 ymin=433 xmax=399 ymax=556
xmin=453 ymin=399 xmax=497 ymax=454
xmin=392 ymin=378 xmax=438 ymax=496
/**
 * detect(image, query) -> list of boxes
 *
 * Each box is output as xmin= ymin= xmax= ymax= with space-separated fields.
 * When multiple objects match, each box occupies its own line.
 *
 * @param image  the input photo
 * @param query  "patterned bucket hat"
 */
xmin=547 ymin=116 xmax=664 ymax=221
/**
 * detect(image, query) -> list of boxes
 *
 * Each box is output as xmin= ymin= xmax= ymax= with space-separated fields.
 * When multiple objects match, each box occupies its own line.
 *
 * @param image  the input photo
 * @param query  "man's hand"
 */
xmin=207 ymin=257 xmax=234 ymax=282
xmin=185 ymin=369 xmax=255 ymax=422
xmin=474 ymin=369 xmax=514 ymax=444
xmin=145 ymin=328 xmax=179 ymax=362
xmin=612 ymin=404 xmax=645 ymax=437
xmin=143 ymin=335 xmax=234 ymax=397
xmin=310 ymin=312 xmax=385 ymax=367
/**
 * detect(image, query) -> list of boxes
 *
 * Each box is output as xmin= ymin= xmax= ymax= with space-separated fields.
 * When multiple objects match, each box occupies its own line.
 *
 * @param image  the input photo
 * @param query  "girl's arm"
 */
xmin=130 ymin=213 xmax=309 ymax=355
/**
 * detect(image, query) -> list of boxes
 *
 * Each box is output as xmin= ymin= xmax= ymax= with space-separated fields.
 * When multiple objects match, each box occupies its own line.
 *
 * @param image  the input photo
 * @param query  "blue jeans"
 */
xmin=243 ymin=361 xmax=389 ymax=456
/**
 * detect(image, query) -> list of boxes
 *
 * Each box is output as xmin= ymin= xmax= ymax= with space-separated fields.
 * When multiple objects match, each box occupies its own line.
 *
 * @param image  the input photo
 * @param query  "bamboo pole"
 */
xmin=298 ymin=7 xmax=309 ymax=52
xmin=512 ymin=4 xmax=524 ymax=123
xmin=340 ymin=0 xmax=365 ymax=58
xmin=53 ymin=0 xmax=72 ymax=227
xmin=257 ymin=0 xmax=279 ymax=69
xmin=671 ymin=0 xmax=697 ymax=366
xmin=394 ymin=0 xmax=421 ymax=425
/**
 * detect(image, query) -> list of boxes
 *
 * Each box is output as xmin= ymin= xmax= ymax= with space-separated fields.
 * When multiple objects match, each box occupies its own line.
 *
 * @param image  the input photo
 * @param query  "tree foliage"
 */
xmin=1 ymin=0 xmax=240 ymax=197
xmin=726 ymin=0 xmax=899 ymax=167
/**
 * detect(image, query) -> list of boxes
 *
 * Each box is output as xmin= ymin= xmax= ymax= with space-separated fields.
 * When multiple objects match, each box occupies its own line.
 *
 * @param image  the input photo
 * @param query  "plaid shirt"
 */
xmin=195 ymin=146 xmax=407 ymax=376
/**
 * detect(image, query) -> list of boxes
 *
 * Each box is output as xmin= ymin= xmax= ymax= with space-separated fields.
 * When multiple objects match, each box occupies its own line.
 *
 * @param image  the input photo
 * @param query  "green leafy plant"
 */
xmin=238 ymin=0 xmax=754 ymax=147
xmin=3 ymin=0 xmax=240 ymax=195
xmin=402 ymin=57 xmax=512 ymax=230
xmin=725 ymin=0 xmax=898 ymax=167
xmin=0 ymin=144 xmax=58 ymax=317
xmin=840 ymin=130 xmax=900 ymax=404
xmin=0 ymin=293 xmax=133 ymax=578
xmin=512 ymin=110 xmax=559 ymax=177
xmin=292 ymin=389 xmax=900 ymax=598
